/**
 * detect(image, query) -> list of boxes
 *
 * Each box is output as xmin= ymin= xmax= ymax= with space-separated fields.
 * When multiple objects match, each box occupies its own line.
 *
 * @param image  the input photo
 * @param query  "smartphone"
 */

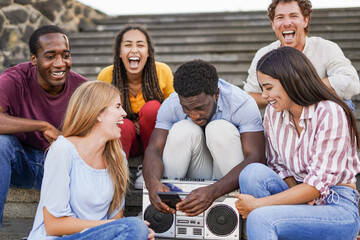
xmin=157 ymin=191 xmax=182 ymax=209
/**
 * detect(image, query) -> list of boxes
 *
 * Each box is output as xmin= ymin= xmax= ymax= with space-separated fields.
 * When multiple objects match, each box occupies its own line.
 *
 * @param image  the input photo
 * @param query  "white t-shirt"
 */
xmin=244 ymin=36 xmax=360 ymax=100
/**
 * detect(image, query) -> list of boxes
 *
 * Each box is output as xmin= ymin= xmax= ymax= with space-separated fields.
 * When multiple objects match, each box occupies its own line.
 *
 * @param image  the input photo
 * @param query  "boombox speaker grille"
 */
xmin=206 ymin=204 xmax=238 ymax=236
xmin=144 ymin=205 xmax=173 ymax=233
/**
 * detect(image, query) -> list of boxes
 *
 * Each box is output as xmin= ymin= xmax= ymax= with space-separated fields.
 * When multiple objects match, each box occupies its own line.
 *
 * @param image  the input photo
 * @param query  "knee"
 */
xmin=239 ymin=163 xmax=267 ymax=191
xmin=125 ymin=217 xmax=149 ymax=238
xmin=0 ymin=134 xmax=20 ymax=152
xmin=0 ymin=134 xmax=17 ymax=145
xmin=205 ymin=120 xmax=239 ymax=144
xmin=120 ymin=119 xmax=136 ymax=136
xmin=169 ymin=120 xmax=203 ymax=140
xmin=139 ymin=100 xmax=161 ymax=121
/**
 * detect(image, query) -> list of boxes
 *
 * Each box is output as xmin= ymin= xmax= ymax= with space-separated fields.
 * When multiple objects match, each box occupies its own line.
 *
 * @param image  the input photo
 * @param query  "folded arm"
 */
xmin=0 ymin=107 xmax=60 ymax=143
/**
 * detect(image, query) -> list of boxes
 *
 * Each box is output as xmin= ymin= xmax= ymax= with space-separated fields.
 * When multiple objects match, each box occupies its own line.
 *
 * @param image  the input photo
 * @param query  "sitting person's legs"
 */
xmin=344 ymin=99 xmax=354 ymax=111
xmin=239 ymin=163 xmax=288 ymax=197
xmin=240 ymin=163 xmax=359 ymax=240
xmin=119 ymin=119 xmax=141 ymax=158
xmin=0 ymin=134 xmax=44 ymax=228
xmin=121 ymin=101 xmax=161 ymax=158
xmin=246 ymin=188 xmax=359 ymax=240
xmin=59 ymin=217 xmax=149 ymax=240
xmin=206 ymin=120 xmax=244 ymax=180
xmin=138 ymin=100 xmax=161 ymax=151
xmin=163 ymin=120 xmax=213 ymax=179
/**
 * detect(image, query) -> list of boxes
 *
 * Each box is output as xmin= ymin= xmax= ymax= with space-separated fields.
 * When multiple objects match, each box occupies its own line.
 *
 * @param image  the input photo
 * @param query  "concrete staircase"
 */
xmin=1 ymin=8 xmax=360 ymax=239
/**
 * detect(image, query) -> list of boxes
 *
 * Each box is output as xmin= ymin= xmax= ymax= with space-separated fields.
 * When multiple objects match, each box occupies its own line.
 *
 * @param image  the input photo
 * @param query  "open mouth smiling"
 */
xmin=282 ymin=30 xmax=295 ymax=41
xmin=129 ymin=57 xmax=140 ymax=69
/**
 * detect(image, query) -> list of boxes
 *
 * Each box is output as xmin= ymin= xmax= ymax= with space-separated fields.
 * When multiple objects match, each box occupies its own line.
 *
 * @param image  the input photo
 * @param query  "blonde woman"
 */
xmin=28 ymin=81 xmax=154 ymax=239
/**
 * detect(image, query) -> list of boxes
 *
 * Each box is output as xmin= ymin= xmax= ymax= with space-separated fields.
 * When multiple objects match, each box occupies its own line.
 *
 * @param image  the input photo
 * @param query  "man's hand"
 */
xmin=235 ymin=193 xmax=260 ymax=219
xmin=176 ymin=186 xmax=216 ymax=216
xmin=148 ymin=181 xmax=175 ymax=214
xmin=42 ymin=122 xmax=61 ymax=143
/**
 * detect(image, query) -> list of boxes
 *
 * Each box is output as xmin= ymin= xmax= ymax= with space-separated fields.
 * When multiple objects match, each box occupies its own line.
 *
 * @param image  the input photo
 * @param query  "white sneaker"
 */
xmin=135 ymin=164 xmax=143 ymax=190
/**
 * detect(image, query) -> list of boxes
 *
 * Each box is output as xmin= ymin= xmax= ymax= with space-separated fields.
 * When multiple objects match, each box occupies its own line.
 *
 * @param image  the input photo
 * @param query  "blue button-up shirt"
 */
xmin=156 ymin=78 xmax=263 ymax=133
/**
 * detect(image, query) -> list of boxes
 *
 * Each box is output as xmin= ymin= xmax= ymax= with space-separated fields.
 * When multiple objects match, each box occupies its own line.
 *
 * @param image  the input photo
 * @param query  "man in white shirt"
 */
xmin=243 ymin=0 xmax=360 ymax=109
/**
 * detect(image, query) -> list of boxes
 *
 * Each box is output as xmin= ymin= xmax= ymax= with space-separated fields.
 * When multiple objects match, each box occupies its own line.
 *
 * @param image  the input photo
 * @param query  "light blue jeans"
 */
xmin=59 ymin=217 xmax=149 ymax=240
xmin=0 ymin=135 xmax=44 ymax=229
xmin=345 ymin=99 xmax=355 ymax=111
xmin=239 ymin=163 xmax=360 ymax=240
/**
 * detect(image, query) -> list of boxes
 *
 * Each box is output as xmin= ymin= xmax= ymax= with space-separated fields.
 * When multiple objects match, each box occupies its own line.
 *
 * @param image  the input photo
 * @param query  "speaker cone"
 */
xmin=206 ymin=204 xmax=238 ymax=236
xmin=144 ymin=205 xmax=173 ymax=233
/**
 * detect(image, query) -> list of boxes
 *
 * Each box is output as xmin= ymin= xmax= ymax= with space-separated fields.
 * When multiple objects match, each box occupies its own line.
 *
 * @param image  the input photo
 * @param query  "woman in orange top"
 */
xmin=98 ymin=24 xmax=174 ymax=169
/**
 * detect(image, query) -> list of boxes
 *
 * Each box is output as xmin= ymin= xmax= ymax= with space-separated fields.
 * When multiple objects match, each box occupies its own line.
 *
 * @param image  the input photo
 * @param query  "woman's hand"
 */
xmin=145 ymin=220 xmax=155 ymax=240
xmin=306 ymin=199 xmax=316 ymax=205
xmin=235 ymin=193 xmax=261 ymax=219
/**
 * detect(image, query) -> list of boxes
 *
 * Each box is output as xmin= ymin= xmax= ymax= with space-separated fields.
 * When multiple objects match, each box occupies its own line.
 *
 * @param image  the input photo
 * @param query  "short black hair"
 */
xmin=29 ymin=25 xmax=66 ymax=57
xmin=173 ymin=59 xmax=218 ymax=97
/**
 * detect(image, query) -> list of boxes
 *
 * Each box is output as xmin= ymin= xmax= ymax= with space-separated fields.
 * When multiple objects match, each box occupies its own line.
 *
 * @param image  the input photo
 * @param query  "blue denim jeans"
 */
xmin=345 ymin=99 xmax=354 ymax=111
xmin=0 ymin=135 xmax=45 ymax=229
xmin=59 ymin=217 xmax=149 ymax=240
xmin=239 ymin=163 xmax=360 ymax=240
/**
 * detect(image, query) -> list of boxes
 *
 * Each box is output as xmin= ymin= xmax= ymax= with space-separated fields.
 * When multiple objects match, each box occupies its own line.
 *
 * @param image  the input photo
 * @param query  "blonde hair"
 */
xmin=62 ymin=80 xmax=129 ymax=216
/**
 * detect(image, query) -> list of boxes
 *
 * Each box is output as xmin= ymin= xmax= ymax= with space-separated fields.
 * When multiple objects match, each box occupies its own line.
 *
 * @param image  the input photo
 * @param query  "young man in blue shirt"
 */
xmin=142 ymin=59 xmax=265 ymax=216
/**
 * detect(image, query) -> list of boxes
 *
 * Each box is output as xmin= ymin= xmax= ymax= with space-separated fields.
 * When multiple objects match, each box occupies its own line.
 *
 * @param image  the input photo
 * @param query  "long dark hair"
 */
xmin=257 ymin=46 xmax=359 ymax=148
xmin=112 ymin=24 xmax=164 ymax=120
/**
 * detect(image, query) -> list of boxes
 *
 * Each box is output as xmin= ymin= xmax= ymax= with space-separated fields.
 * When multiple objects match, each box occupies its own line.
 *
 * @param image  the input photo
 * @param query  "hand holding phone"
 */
xmin=157 ymin=192 xmax=182 ymax=209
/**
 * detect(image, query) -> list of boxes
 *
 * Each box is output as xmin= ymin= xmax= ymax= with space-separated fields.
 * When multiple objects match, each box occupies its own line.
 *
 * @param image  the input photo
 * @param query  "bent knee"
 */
xmin=206 ymin=120 xmax=237 ymax=136
xmin=0 ymin=134 xmax=19 ymax=149
xmin=170 ymin=120 xmax=203 ymax=138
xmin=126 ymin=217 xmax=149 ymax=237
xmin=139 ymin=100 xmax=161 ymax=121
xmin=239 ymin=163 xmax=266 ymax=187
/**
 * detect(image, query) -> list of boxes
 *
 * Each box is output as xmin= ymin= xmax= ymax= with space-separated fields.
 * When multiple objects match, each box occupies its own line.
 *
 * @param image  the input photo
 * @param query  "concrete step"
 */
xmin=70 ymin=24 xmax=360 ymax=39
xmin=69 ymin=32 xmax=360 ymax=47
xmin=90 ymin=8 xmax=360 ymax=25
xmin=0 ymin=217 xmax=33 ymax=240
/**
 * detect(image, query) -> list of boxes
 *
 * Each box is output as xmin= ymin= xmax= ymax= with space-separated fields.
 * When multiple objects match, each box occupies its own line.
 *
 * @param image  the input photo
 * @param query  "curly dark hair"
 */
xmin=112 ymin=24 xmax=164 ymax=121
xmin=173 ymin=59 xmax=218 ymax=98
xmin=256 ymin=47 xmax=359 ymax=148
xmin=29 ymin=25 xmax=66 ymax=57
xmin=267 ymin=0 xmax=312 ymax=34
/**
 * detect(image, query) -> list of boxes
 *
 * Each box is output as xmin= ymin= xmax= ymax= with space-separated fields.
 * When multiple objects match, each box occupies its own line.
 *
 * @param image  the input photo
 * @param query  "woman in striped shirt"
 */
xmin=235 ymin=46 xmax=360 ymax=240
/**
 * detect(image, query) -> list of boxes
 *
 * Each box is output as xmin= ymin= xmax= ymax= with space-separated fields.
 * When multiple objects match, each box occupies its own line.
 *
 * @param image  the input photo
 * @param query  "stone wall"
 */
xmin=0 ymin=0 xmax=106 ymax=72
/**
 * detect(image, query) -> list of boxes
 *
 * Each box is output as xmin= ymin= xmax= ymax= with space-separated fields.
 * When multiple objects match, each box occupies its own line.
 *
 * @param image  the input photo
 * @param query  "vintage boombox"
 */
xmin=142 ymin=179 xmax=242 ymax=239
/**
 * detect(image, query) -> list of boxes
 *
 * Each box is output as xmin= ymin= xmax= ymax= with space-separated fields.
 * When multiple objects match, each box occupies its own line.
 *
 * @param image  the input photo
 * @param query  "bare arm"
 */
xmin=177 ymin=131 xmax=266 ymax=216
xmin=43 ymin=207 xmax=114 ymax=236
xmin=235 ymin=183 xmax=320 ymax=218
xmin=142 ymin=128 xmax=173 ymax=213
xmin=248 ymin=93 xmax=268 ymax=109
xmin=0 ymin=107 xmax=60 ymax=143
